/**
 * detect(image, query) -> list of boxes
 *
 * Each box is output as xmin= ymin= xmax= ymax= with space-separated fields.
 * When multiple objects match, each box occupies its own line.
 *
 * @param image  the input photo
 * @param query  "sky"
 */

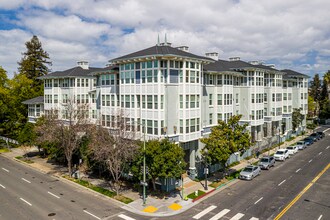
xmin=0 ymin=0 xmax=329 ymax=79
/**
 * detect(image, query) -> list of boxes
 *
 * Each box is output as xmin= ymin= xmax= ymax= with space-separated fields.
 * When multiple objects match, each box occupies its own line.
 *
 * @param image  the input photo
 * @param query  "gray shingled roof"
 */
xmin=281 ymin=69 xmax=310 ymax=79
xmin=39 ymin=66 xmax=105 ymax=79
xmin=22 ymin=96 xmax=44 ymax=105
xmin=111 ymin=45 xmax=214 ymax=63
xmin=89 ymin=65 xmax=119 ymax=76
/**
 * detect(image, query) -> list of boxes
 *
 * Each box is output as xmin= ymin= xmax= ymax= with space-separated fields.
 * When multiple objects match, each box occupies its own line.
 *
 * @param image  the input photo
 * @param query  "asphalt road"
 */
xmin=1 ymin=127 xmax=329 ymax=220
xmin=0 ymin=155 xmax=124 ymax=220
xmin=162 ymin=127 xmax=330 ymax=220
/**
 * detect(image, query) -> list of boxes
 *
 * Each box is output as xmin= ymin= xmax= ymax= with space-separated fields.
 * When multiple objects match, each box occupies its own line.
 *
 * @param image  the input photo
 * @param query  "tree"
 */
xmin=17 ymin=122 xmax=37 ymax=145
xmin=35 ymin=98 xmax=90 ymax=176
xmin=292 ymin=108 xmax=304 ymax=131
xmin=309 ymin=74 xmax=322 ymax=116
xmin=88 ymin=112 xmax=138 ymax=195
xmin=18 ymin=35 xmax=52 ymax=95
xmin=132 ymin=139 xmax=186 ymax=191
xmin=323 ymin=71 xmax=330 ymax=102
xmin=307 ymin=95 xmax=316 ymax=118
xmin=0 ymin=66 xmax=9 ymax=134
xmin=200 ymin=115 xmax=251 ymax=169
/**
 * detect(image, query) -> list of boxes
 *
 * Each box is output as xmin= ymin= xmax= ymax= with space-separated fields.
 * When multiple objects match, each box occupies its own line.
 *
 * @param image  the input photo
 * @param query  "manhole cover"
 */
xmin=48 ymin=213 xmax=56 ymax=216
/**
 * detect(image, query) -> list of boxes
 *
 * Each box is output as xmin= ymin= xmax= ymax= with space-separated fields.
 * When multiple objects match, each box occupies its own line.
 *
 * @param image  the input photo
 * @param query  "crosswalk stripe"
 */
xmin=118 ymin=214 xmax=135 ymax=220
xmin=249 ymin=217 xmax=259 ymax=220
xmin=193 ymin=205 xmax=217 ymax=219
xmin=230 ymin=213 xmax=245 ymax=220
xmin=209 ymin=209 xmax=230 ymax=220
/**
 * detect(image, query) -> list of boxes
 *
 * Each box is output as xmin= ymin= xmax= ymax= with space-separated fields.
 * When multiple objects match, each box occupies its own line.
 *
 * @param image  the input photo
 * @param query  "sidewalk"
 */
xmin=0 ymin=132 xmax=311 ymax=217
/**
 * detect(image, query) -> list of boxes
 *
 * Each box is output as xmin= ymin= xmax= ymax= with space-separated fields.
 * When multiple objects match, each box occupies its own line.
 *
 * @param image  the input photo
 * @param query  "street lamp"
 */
xmin=130 ymin=120 xmax=147 ymax=206
xmin=204 ymin=149 xmax=209 ymax=191
xmin=277 ymin=127 xmax=281 ymax=149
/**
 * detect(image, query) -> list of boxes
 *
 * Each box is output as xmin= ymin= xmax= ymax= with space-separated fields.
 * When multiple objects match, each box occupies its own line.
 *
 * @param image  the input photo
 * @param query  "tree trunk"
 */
xmin=68 ymin=159 xmax=72 ymax=177
xmin=152 ymin=178 xmax=156 ymax=191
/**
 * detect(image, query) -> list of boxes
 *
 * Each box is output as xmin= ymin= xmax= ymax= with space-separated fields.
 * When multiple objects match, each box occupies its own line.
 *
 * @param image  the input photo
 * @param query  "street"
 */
xmin=1 ymin=127 xmax=329 ymax=220
xmin=165 ymin=127 xmax=330 ymax=220
xmin=0 ymin=155 xmax=124 ymax=220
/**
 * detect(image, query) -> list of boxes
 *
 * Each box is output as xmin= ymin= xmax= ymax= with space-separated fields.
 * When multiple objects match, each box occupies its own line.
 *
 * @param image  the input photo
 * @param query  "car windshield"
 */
xmin=297 ymin=141 xmax=304 ymax=145
xmin=287 ymin=147 xmax=293 ymax=150
xmin=243 ymin=167 xmax=253 ymax=172
xmin=261 ymin=158 xmax=269 ymax=162
xmin=276 ymin=151 xmax=284 ymax=155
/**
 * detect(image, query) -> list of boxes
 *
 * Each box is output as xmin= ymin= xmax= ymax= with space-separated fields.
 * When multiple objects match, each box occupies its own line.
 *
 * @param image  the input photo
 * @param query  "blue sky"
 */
xmin=0 ymin=0 xmax=329 ymax=79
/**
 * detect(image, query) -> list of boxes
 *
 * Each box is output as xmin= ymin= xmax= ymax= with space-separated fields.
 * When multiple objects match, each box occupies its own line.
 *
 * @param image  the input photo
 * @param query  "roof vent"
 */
xmin=229 ymin=57 xmax=240 ymax=61
xmin=205 ymin=52 xmax=219 ymax=61
xmin=77 ymin=61 xmax=89 ymax=70
xmin=176 ymin=46 xmax=189 ymax=52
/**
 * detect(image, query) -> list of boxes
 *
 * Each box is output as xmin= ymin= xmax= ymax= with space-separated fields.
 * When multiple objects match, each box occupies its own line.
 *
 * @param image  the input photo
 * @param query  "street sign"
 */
xmin=140 ymin=181 xmax=148 ymax=187
xmin=204 ymin=168 xmax=209 ymax=174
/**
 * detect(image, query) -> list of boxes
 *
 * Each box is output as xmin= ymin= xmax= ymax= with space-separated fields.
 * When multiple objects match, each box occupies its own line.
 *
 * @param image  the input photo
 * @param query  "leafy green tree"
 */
xmin=292 ymin=108 xmax=304 ymax=131
xmin=132 ymin=139 xmax=186 ymax=191
xmin=18 ymin=35 xmax=52 ymax=95
xmin=200 ymin=115 xmax=251 ymax=170
xmin=17 ymin=122 xmax=36 ymax=145
xmin=0 ymin=66 xmax=10 ymax=134
xmin=307 ymin=95 xmax=316 ymax=118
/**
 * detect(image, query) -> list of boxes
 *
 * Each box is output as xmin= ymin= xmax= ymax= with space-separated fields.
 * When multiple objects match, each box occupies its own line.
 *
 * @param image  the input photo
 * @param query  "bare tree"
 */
xmin=89 ymin=111 xmax=138 ymax=195
xmin=35 ymin=98 xmax=90 ymax=176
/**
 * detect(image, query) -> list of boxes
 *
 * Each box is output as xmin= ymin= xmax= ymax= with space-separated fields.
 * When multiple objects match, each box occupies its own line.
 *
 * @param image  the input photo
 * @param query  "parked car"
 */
xmin=309 ymin=133 xmax=319 ymax=142
xmin=286 ymin=146 xmax=298 ymax=155
xmin=239 ymin=165 xmax=261 ymax=180
xmin=304 ymin=137 xmax=314 ymax=145
xmin=258 ymin=156 xmax=275 ymax=170
xmin=296 ymin=141 xmax=307 ymax=150
xmin=317 ymin=131 xmax=325 ymax=138
xmin=274 ymin=149 xmax=289 ymax=161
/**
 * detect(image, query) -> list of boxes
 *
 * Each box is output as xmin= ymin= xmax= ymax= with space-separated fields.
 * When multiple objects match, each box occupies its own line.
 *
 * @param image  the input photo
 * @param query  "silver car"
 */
xmin=239 ymin=165 xmax=261 ymax=180
xmin=296 ymin=141 xmax=307 ymax=150
xmin=258 ymin=156 xmax=275 ymax=170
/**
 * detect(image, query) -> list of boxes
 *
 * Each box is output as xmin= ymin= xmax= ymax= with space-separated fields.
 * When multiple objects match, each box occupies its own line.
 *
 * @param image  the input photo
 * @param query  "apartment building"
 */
xmin=24 ymin=42 xmax=309 ymax=179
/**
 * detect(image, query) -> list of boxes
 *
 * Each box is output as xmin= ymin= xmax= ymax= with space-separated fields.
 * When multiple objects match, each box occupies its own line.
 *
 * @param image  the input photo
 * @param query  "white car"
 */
xmin=286 ymin=146 xmax=298 ymax=155
xmin=274 ymin=149 xmax=290 ymax=161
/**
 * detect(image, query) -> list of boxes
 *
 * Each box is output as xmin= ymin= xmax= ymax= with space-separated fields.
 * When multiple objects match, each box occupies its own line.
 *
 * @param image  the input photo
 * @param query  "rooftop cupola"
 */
xmin=77 ymin=61 xmax=89 ymax=70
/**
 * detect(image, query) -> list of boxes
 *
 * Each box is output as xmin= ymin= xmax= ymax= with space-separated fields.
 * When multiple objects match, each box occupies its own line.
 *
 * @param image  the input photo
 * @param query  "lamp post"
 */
xmin=130 ymin=120 xmax=147 ymax=206
xmin=277 ymin=127 xmax=281 ymax=149
xmin=204 ymin=149 xmax=208 ymax=191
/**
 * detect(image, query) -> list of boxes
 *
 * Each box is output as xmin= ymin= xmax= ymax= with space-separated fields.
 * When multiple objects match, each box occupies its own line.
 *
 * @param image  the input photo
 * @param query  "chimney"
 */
xmin=205 ymin=52 xmax=219 ymax=61
xmin=77 ymin=61 xmax=89 ymax=70
xmin=229 ymin=57 xmax=240 ymax=61
xmin=176 ymin=46 xmax=189 ymax=52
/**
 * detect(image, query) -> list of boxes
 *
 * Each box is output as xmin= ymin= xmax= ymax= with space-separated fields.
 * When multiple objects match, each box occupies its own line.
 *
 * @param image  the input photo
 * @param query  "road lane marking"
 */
xmin=21 ymin=178 xmax=31 ymax=183
xmin=118 ymin=214 xmax=136 ymax=220
xmin=47 ymin=191 xmax=60 ymax=199
xmin=249 ymin=218 xmax=259 ymax=220
xmin=0 ymin=184 xmax=5 ymax=189
xmin=318 ymin=152 xmax=322 ymax=155
xmin=318 ymin=214 xmax=323 ymax=220
xmin=2 ymin=168 xmax=9 ymax=172
xmin=324 ymin=128 xmax=330 ymax=132
xmin=295 ymin=168 xmax=301 ymax=173
xmin=278 ymin=180 xmax=286 ymax=186
xmin=210 ymin=209 xmax=230 ymax=220
xmin=274 ymin=163 xmax=330 ymax=220
xmin=309 ymin=159 xmax=313 ymax=163
xmin=326 ymin=146 xmax=329 ymax=150
xmin=20 ymin=198 xmax=32 ymax=206
xmin=193 ymin=205 xmax=217 ymax=219
xmin=230 ymin=213 xmax=244 ymax=220
xmin=83 ymin=210 xmax=101 ymax=220
xmin=254 ymin=197 xmax=263 ymax=204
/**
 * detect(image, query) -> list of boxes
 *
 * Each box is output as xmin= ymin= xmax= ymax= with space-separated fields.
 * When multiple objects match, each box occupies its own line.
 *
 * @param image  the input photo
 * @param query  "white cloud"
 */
xmin=1 ymin=0 xmax=330 ymax=77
